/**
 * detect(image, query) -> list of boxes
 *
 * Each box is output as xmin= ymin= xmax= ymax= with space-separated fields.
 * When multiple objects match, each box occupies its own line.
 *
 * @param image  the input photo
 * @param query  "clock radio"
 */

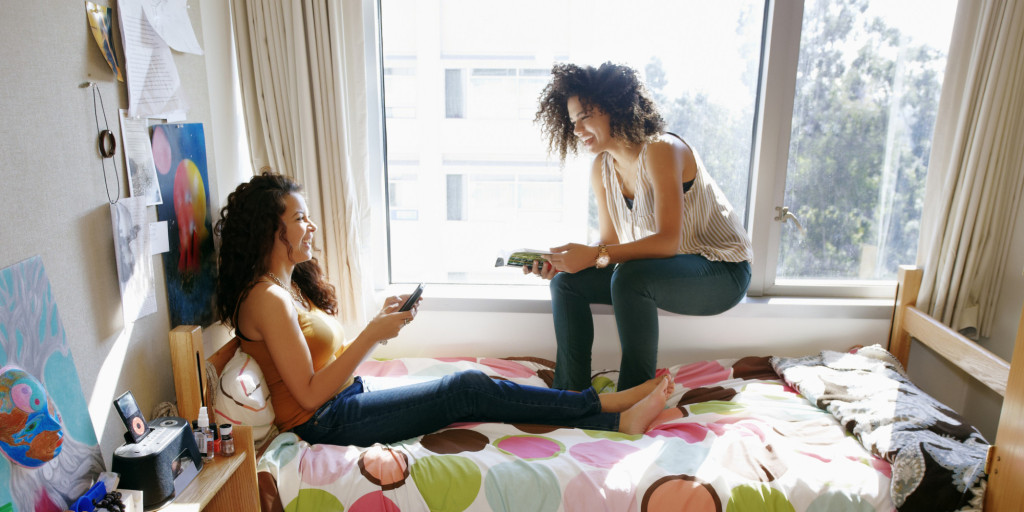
xmin=112 ymin=416 xmax=203 ymax=510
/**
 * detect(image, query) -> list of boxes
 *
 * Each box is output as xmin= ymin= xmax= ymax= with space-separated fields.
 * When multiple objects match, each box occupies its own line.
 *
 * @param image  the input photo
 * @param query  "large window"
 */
xmin=378 ymin=0 xmax=956 ymax=296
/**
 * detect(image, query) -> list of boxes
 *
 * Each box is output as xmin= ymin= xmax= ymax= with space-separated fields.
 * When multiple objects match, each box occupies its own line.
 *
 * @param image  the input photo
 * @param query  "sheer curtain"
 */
xmin=230 ymin=0 xmax=376 ymax=331
xmin=917 ymin=0 xmax=1024 ymax=338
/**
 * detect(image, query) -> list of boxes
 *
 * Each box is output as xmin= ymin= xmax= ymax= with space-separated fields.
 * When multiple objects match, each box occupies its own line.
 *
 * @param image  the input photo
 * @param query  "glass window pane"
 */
xmin=381 ymin=0 xmax=764 ymax=284
xmin=777 ymin=0 xmax=956 ymax=281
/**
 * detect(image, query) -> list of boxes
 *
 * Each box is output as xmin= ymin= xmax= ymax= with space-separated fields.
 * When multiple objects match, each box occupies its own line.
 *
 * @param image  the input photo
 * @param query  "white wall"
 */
xmin=0 ymin=0 xmax=217 ymax=466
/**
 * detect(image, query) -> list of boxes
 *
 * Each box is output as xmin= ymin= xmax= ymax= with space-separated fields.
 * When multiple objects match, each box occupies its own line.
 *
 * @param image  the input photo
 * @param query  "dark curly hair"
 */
xmin=535 ymin=62 xmax=665 ymax=163
xmin=214 ymin=172 xmax=337 ymax=328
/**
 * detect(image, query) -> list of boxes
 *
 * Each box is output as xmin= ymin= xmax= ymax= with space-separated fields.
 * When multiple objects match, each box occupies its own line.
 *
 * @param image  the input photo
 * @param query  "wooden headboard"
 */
xmin=168 ymin=325 xmax=242 ymax=424
xmin=887 ymin=266 xmax=1024 ymax=511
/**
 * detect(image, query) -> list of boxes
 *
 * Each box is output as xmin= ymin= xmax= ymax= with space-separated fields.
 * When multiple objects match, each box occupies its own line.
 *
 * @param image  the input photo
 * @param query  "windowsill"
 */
xmin=383 ymin=283 xmax=895 ymax=319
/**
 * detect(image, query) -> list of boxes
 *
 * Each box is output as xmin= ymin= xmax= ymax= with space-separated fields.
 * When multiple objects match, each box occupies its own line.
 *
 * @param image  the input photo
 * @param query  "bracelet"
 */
xmin=380 ymin=338 xmax=389 ymax=346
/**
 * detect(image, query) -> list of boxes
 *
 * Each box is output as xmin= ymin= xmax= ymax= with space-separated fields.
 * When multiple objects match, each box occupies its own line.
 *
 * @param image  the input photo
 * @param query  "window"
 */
xmin=377 ymin=0 xmax=957 ymax=297
xmin=774 ymin=0 xmax=955 ymax=284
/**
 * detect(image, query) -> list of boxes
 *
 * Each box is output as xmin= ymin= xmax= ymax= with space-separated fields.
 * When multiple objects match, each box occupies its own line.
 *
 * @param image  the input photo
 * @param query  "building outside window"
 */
xmin=379 ymin=0 xmax=956 ymax=295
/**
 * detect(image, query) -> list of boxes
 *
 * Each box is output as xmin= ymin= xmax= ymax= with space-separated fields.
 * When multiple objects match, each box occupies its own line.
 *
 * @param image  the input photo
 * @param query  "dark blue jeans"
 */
xmin=550 ymin=255 xmax=751 ymax=391
xmin=290 ymin=371 xmax=618 ymax=447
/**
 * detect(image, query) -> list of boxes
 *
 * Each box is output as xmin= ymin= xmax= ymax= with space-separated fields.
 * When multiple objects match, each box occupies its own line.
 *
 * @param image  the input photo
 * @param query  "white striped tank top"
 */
xmin=601 ymin=136 xmax=753 ymax=262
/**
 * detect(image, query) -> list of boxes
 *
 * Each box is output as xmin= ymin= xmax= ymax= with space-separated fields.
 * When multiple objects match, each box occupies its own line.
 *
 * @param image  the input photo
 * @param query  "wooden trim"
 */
xmin=888 ymin=265 xmax=922 ymax=367
xmin=986 ymin=302 xmax=1024 ymax=510
xmin=205 ymin=425 xmax=260 ymax=512
xmin=902 ymin=306 xmax=1009 ymax=396
xmin=164 ymin=425 xmax=259 ymax=512
xmin=169 ymin=325 xmax=207 ymax=424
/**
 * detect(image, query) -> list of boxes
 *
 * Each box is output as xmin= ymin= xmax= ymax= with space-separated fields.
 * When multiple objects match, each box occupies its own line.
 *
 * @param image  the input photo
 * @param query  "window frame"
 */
xmin=366 ymin=0 xmax=921 ymax=300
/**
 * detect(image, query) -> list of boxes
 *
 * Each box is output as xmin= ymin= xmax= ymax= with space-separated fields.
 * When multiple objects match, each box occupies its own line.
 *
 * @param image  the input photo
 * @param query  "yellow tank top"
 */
xmin=239 ymin=305 xmax=354 ymax=432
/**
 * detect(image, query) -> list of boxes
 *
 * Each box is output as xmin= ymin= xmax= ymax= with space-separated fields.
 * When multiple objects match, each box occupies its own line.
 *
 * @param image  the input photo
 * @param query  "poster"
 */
xmin=119 ymin=110 xmax=163 ymax=205
xmin=85 ymin=1 xmax=124 ymax=82
xmin=150 ymin=123 xmax=216 ymax=327
xmin=111 ymin=197 xmax=158 ymax=324
xmin=0 ymin=257 xmax=104 ymax=511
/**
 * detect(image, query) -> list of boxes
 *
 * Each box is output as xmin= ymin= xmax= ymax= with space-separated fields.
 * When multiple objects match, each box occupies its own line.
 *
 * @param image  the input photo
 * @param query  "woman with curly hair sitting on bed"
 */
xmin=213 ymin=172 xmax=672 ymax=447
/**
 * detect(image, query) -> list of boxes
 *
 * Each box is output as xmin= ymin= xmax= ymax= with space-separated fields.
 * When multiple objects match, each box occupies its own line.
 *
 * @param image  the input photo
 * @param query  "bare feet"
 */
xmin=599 ymin=375 xmax=675 ymax=413
xmin=618 ymin=377 xmax=670 ymax=435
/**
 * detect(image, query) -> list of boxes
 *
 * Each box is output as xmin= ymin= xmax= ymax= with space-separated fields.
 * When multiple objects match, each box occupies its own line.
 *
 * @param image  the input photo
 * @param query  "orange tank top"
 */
xmin=239 ymin=305 xmax=354 ymax=432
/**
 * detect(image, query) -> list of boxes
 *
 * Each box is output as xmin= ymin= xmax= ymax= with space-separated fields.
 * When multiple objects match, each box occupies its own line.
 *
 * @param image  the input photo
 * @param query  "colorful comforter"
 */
xmin=255 ymin=353 xmax=916 ymax=511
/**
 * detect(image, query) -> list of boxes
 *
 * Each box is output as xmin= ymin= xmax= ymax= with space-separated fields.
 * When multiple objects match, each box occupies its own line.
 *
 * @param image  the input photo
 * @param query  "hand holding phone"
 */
xmin=399 ymin=283 xmax=424 ymax=312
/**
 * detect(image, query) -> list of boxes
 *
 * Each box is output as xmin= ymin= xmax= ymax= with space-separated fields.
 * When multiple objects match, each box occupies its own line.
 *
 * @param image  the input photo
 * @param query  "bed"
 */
xmin=168 ymin=266 xmax=1024 ymax=511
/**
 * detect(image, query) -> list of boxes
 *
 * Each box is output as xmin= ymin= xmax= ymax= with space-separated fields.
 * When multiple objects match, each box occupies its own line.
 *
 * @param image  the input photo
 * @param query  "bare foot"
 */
xmin=618 ymin=378 xmax=670 ymax=435
xmin=599 ymin=375 xmax=673 ymax=413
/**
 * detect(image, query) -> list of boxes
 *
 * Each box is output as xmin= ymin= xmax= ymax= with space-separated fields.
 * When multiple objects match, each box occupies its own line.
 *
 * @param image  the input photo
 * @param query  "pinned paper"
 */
xmin=150 ymin=221 xmax=170 ymax=255
xmin=119 ymin=109 xmax=163 ymax=206
xmin=117 ymin=0 xmax=188 ymax=118
xmin=141 ymin=0 xmax=204 ymax=55
xmin=111 ymin=197 xmax=158 ymax=324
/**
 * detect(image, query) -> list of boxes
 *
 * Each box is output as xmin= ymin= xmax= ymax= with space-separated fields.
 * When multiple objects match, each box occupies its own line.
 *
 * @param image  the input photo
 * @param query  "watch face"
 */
xmin=596 ymin=246 xmax=610 ymax=268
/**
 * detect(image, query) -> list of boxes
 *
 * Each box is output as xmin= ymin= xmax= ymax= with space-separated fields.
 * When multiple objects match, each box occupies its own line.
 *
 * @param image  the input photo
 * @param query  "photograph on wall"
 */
xmin=150 ymin=122 xmax=215 ymax=327
xmin=85 ymin=1 xmax=124 ymax=82
xmin=0 ymin=256 xmax=104 ymax=511
xmin=111 ymin=196 xmax=158 ymax=324
xmin=119 ymin=109 xmax=163 ymax=205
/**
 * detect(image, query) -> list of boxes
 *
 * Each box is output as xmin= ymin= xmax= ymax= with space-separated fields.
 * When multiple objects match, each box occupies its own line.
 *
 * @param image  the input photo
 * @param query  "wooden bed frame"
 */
xmin=169 ymin=265 xmax=1023 ymax=511
xmin=888 ymin=266 xmax=1023 ymax=511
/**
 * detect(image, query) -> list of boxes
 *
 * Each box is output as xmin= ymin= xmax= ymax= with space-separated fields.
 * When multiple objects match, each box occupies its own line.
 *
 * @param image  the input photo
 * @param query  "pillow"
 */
xmin=213 ymin=348 xmax=276 ymax=442
xmin=772 ymin=345 xmax=988 ymax=511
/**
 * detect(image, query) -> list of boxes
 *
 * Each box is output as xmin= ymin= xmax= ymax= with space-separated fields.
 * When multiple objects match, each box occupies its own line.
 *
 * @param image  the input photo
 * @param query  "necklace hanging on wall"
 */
xmin=81 ymin=81 xmax=121 ymax=204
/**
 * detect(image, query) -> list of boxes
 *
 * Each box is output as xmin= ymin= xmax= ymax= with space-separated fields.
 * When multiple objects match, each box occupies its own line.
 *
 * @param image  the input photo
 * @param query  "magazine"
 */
xmin=494 ymin=249 xmax=553 ymax=268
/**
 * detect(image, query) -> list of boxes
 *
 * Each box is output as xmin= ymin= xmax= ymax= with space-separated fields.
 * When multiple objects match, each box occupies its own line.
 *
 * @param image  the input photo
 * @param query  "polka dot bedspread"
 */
xmin=256 ymin=355 xmax=894 ymax=511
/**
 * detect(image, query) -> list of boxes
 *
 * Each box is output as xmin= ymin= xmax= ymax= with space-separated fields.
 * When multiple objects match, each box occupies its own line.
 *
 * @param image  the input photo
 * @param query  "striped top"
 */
xmin=601 ymin=136 xmax=753 ymax=263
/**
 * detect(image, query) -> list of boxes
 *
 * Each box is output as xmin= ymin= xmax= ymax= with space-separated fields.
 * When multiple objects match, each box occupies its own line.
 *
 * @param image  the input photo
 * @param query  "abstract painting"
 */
xmin=0 ymin=256 xmax=104 ymax=511
xmin=150 ymin=122 xmax=216 ymax=327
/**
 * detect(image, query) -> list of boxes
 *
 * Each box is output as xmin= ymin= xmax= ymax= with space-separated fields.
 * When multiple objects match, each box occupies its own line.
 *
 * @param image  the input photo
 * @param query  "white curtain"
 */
xmin=917 ymin=0 xmax=1024 ymax=337
xmin=229 ymin=0 xmax=375 ymax=331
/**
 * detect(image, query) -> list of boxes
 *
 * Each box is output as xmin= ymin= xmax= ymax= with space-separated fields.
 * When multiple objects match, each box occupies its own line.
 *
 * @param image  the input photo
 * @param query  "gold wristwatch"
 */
xmin=595 ymin=245 xmax=610 ymax=268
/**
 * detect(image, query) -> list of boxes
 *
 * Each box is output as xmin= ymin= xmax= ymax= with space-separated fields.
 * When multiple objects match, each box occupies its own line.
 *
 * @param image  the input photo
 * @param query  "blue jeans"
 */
xmin=290 ymin=371 xmax=619 ymax=446
xmin=550 ymin=255 xmax=751 ymax=391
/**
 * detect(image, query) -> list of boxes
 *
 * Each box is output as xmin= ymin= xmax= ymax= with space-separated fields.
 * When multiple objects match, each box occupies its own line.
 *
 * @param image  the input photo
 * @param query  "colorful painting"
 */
xmin=150 ymin=123 xmax=216 ymax=327
xmin=0 ymin=256 xmax=104 ymax=511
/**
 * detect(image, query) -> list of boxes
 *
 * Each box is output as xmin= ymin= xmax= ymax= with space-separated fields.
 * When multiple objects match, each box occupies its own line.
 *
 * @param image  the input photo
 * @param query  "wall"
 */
xmin=0 ymin=1 xmax=217 ymax=467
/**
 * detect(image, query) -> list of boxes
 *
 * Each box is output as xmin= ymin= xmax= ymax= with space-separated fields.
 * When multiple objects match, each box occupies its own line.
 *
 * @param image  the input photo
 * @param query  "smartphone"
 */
xmin=399 ymin=283 xmax=424 ymax=312
xmin=113 ymin=390 xmax=150 ymax=444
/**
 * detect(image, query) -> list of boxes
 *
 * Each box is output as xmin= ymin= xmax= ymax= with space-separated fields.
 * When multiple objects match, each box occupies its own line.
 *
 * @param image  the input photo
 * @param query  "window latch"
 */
xmin=774 ymin=206 xmax=806 ymax=235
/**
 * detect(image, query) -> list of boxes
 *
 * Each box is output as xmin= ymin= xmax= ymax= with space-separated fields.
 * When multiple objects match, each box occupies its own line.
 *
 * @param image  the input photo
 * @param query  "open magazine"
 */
xmin=494 ymin=249 xmax=553 ymax=267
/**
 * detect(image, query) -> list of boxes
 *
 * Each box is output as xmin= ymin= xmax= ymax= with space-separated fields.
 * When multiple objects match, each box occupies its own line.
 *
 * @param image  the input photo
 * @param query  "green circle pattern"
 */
xmin=726 ymin=485 xmax=794 ymax=512
xmin=409 ymin=455 xmax=481 ymax=511
xmin=285 ymin=488 xmax=344 ymax=512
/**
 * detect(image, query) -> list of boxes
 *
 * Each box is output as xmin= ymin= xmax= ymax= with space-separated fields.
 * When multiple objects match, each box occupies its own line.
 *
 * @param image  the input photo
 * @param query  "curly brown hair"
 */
xmin=535 ymin=62 xmax=666 ymax=163
xmin=214 ymin=172 xmax=337 ymax=328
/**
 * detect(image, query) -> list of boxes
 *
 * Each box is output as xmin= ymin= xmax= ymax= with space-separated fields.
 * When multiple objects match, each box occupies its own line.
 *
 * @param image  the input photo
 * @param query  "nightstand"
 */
xmin=159 ymin=425 xmax=259 ymax=511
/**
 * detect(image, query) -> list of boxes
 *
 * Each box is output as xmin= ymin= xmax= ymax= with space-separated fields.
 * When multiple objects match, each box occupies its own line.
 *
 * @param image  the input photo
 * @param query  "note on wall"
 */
xmin=111 ymin=196 xmax=158 ymax=324
xmin=141 ymin=0 xmax=204 ymax=55
xmin=117 ymin=0 xmax=188 ymax=118
xmin=119 ymin=109 xmax=163 ymax=206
